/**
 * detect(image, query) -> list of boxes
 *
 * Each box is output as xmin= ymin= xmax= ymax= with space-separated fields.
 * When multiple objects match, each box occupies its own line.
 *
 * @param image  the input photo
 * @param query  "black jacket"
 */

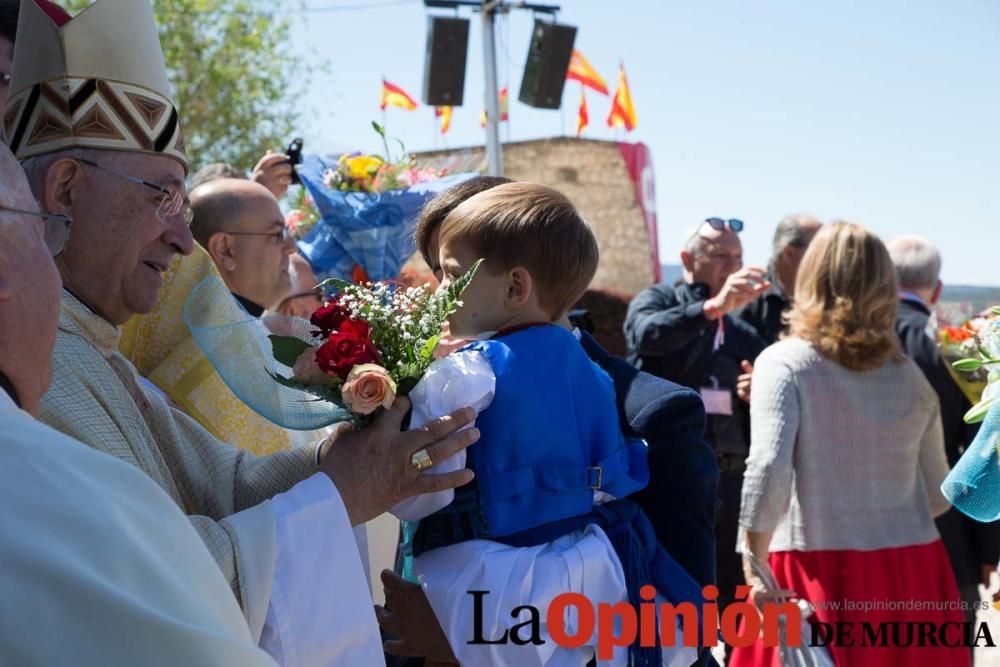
xmin=736 ymin=276 xmax=789 ymax=346
xmin=580 ymin=331 xmax=718 ymax=590
xmin=624 ymin=281 xmax=766 ymax=457
xmin=895 ymin=298 xmax=1000 ymax=586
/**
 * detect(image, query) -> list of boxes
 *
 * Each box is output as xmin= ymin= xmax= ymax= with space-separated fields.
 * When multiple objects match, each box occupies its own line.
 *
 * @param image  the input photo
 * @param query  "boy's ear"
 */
xmin=504 ymin=266 xmax=533 ymax=309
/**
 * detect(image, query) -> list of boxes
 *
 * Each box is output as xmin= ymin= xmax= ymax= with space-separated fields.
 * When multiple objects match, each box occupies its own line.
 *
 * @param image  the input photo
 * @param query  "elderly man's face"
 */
xmin=54 ymin=152 xmax=194 ymax=325
xmin=687 ymin=228 xmax=743 ymax=297
xmin=778 ymin=220 xmax=822 ymax=294
xmin=221 ymin=189 xmax=294 ymax=309
xmin=0 ymin=149 xmax=62 ymax=412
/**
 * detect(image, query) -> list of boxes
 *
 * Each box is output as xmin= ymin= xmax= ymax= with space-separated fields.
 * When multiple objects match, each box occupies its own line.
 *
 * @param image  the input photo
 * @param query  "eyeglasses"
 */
xmin=276 ymin=287 xmax=324 ymax=312
xmin=0 ymin=206 xmax=73 ymax=257
xmin=77 ymin=158 xmax=193 ymax=226
xmin=223 ymin=226 xmax=296 ymax=245
xmin=704 ymin=217 xmax=744 ymax=233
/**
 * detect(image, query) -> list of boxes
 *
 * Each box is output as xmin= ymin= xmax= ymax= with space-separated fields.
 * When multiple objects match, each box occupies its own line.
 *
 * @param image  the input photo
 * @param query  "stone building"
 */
xmin=415 ymin=137 xmax=660 ymax=297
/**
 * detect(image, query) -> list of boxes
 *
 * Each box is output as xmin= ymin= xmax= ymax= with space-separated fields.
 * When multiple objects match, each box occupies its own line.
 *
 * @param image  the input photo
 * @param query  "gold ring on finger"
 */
xmin=411 ymin=448 xmax=433 ymax=472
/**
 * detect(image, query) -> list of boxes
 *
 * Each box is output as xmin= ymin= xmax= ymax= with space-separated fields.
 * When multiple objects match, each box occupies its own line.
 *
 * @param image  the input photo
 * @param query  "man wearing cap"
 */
xmin=624 ymin=218 xmax=769 ymax=632
xmin=7 ymin=2 xmax=477 ymax=664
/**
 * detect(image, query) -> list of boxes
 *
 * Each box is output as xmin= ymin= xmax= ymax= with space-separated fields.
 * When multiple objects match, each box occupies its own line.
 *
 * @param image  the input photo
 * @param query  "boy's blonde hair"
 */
xmin=439 ymin=182 xmax=598 ymax=318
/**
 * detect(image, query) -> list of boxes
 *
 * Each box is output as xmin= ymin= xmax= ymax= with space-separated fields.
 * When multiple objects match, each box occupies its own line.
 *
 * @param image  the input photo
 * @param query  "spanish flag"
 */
xmin=380 ymin=79 xmax=418 ymax=111
xmin=606 ymin=64 xmax=637 ymax=131
xmin=576 ymin=88 xmax=588 ymax=137
xmin=435 ymin=106 xmax=452 ymax=134
xmin=566 ymin=50 xmax=608 ymax=96
xmin=479 ymin=87 xmax=509 ymax=128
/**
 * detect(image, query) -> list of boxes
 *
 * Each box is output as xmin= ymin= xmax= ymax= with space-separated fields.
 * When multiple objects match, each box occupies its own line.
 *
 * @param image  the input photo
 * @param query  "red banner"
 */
xmin=618 ymin=142 xmax=660 ymax=282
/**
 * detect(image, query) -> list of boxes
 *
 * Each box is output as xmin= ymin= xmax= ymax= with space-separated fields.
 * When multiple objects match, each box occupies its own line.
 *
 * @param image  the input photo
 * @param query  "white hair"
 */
xmin=682 ymin=224 xmax=711 ymax=256
xmin=886 ymin=235 xmax=941 ymax=290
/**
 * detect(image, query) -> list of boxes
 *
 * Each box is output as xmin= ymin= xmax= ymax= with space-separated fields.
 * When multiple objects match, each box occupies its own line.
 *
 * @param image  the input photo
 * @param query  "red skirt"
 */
xmin=728 ymin=541 xmax=970 ymax=667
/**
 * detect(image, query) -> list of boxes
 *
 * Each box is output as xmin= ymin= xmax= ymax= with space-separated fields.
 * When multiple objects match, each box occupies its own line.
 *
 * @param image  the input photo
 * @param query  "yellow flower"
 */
xmin=346 ymin=155 xmax=384 ymax=181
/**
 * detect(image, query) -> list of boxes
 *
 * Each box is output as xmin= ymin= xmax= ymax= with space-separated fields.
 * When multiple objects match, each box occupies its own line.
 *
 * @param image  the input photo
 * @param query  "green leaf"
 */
xmin=418 ymin=335 xmax=440 ymax=365
xmin=964 ymin=396 xmax=996 ymax=424
xmin=269 ymin=335 xmax=311 ymax=368
xmin=317 ymin=277 xmax=353 ymax=293
xmin=371 ymin=121 xmax=386 ymax=137
xmin=270 ymin=372 xmax=345 ymax=404
xmin=992 ymin=306 xmax=1000 ymax=316
xmin=953 ymin=358 xmax=984 ymax=372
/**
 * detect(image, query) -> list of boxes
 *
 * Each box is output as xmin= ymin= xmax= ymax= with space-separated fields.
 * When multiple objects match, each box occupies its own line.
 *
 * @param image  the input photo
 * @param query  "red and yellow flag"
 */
xmin=380 ymin=79 xmax=418 ymax=111
xmin=435 ymin=106 xmax=452 ymax=134
xmin=566 ymin=49 xmax=608 ymax=96
xmin=606 ymin=64 xmax=637 ymax=131
xmin=479 ymin=87 xmax=509 ymax=127
xmin=576 ymin=87 xmax=589 ymax=137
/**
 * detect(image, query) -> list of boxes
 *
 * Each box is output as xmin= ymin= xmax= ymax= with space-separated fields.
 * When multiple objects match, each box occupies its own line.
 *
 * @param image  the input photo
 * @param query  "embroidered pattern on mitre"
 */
xmin=3 ymin=0 xmax=187 ymax=169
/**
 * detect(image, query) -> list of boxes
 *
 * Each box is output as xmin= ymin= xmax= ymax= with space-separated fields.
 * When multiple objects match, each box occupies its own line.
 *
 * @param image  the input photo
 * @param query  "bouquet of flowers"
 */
xmin=321 ymin=124 xmax=445 ymax=193
xmin=941 ymin=307 xmax=1000 ymax=423
xmin=265 ymin=261 xmax=480 ymax=425
xmin=294 ymin=123 xmax=475 ymax=284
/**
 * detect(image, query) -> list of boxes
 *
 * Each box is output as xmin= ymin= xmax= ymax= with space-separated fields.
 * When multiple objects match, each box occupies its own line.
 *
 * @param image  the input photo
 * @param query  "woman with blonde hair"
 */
xmin=731 ymin=222 xmax=968 ymax=666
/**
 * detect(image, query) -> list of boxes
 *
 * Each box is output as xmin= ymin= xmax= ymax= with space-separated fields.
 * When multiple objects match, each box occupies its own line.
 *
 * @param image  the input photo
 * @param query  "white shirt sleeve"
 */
xmin=259 ymin=473 xmax=385 ymax=667
xmin=413 ymin=526 xmax=697 ymax=667
xmin=390 ymin=349 xmax=495 ymax=521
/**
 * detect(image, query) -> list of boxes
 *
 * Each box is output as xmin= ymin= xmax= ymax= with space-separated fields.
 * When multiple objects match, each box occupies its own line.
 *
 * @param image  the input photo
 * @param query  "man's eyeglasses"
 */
xmin=704 ymin=217 xmax=744 ymax=233
xmin=0 ymin=206 xmax=72 ymax=257
xmin=223 ymin=226 xmax=296 ymax=245
xmin=76 ymin=158 xmax=193 ymax=226
xmin=276 ymin=287 xmax=324 ymax=312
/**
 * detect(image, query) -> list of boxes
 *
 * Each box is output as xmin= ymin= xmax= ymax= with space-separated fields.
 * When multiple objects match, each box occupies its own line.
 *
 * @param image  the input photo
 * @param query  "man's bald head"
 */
xmin=189 ymin=178 xmax=277 ymax=249
xmin=189 ymin=178 xmax=294 ymax=310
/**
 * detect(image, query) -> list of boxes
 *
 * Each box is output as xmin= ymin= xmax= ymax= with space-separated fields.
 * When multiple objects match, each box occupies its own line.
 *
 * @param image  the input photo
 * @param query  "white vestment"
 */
xmin=39 ymin=292 xmax=384 ymax=666
xmin=0 ymin=388 xmax=276 ymax=666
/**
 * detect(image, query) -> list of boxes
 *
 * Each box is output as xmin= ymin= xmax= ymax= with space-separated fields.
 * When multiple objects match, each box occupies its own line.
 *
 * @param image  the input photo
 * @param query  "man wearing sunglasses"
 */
xmin=190 ymin=178 xmax=297 ymax=316
xmin=624 ymin=216 xmax=770 ymax=642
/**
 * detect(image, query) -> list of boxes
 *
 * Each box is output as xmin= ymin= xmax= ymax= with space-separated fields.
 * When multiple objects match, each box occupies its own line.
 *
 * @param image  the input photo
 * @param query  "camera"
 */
xmin=286 ymin=137 xmax=303 ymax=185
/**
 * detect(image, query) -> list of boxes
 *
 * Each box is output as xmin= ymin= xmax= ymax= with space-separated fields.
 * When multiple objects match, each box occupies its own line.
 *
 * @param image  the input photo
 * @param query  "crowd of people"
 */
xmin=0 ymin=1 xmax=995 ymax=666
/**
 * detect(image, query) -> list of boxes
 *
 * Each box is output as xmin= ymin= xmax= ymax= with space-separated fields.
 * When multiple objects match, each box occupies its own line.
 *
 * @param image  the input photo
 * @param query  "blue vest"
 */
xmin=420 ymin=324 xmax=649 ymax=542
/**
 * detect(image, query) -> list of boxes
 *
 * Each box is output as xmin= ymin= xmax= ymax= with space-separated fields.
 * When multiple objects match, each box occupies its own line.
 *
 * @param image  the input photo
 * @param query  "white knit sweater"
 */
xmin=739 ymin=337 xmax=951 ymax=553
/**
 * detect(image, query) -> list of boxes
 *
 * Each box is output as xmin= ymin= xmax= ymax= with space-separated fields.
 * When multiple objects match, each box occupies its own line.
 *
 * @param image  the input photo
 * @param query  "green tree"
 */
xmin=63 ymin=0 xmax=305 ymax=172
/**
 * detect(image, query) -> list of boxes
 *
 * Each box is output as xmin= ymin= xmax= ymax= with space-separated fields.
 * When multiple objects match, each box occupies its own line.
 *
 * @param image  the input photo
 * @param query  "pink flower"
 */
xmin=285 ymin=209 xmax=306 ymax=228
xmin=341 ymin=363 xmax=396 ymax=415
xmin=291 ymin=346 xmax=335 ymax=387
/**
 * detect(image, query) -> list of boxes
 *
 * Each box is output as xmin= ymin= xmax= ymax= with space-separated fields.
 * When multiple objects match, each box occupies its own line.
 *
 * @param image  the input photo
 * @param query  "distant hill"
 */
xmin=660 ymin=264 xmax=683 ymax=285
xmin=940 ymin=285 xmax=1000 ymax=319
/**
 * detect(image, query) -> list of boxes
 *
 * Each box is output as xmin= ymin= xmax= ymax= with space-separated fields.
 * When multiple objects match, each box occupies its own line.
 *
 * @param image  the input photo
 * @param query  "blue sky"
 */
xmin=288 ymin=0 xmax=1000 ymax=285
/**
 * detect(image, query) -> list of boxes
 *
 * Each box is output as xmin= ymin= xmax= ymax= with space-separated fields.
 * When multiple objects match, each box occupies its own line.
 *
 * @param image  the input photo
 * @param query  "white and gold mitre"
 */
xmin=3 ymin=0 xmax=187 ymax=170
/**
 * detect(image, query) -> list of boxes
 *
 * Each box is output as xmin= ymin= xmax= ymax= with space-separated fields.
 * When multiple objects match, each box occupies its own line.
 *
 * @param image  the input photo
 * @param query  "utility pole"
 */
xmin=425 ymin=0 xmax=561 ymax=177
xmin=482 ymin=1 xmax=503 ymax=175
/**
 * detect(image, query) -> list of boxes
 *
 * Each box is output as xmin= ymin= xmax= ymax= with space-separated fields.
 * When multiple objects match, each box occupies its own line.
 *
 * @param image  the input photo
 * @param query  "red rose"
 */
xmin=310 ymin=301 xmax=351 ymax=334
xmin=338 ymin=317 xmax=371 ymax=339
xmin=315 ymin=329 xmax=382 ymax=380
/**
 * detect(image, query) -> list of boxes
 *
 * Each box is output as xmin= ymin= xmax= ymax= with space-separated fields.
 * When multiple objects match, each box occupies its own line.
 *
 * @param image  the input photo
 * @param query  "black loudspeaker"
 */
xmin=423 ymin=17 xmax=470 ymax=107
xmin=518 ymin=20 xmax=577 ymax=110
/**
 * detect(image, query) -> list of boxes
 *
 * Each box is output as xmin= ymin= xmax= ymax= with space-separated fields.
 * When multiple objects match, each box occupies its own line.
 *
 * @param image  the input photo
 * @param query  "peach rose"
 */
xmin=291 ymin=346 xmax=334 ymax=387
xmin=341 ymin=363 xmax=396 ymax=415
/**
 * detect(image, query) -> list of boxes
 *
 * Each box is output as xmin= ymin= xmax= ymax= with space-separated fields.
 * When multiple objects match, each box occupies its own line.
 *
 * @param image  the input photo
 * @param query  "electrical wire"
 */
xmin=301 ymin=0 xmax=418 ymax=13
